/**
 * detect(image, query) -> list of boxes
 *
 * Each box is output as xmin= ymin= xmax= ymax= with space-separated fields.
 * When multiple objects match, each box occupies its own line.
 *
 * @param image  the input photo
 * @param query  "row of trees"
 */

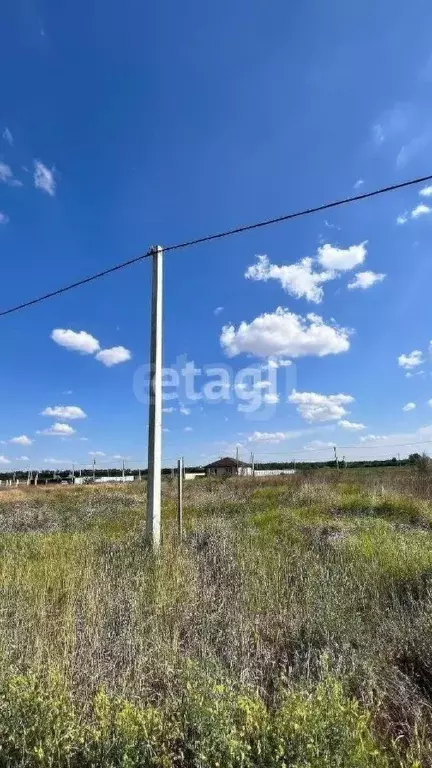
xmin=0 ymin=454 xmax=429 ymax=482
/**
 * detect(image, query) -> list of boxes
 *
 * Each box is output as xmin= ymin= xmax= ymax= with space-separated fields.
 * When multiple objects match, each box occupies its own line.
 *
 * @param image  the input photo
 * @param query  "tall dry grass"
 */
xmin=0 ymin=470 xmax=431 ymax=764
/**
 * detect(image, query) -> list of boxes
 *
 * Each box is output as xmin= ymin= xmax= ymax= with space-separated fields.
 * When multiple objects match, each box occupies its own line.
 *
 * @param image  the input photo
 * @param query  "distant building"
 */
xmin=204 ymin=457 xmax=252 ymax=477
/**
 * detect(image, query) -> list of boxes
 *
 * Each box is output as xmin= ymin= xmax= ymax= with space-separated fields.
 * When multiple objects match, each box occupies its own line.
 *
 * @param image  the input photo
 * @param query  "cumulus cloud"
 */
xmin=0 ymin=162 xmax=12 ymax=183
xmin=338 ymin=420 xmax=366 ymax=430
xmin=398 ymin=350 xmax=424 ymax=369
xmin=354 ymin=178 xmax=364 ymax=189
xmin=402 ymin=402 xmax=416 ymax=412
xmin=41 ymin=406 xmax=87 ymax=420
xmin=0 ymin=212 xmax=9 ymax=225
xmin=247 ymin=431 xmax=287 ymax=443
xmin=179 ymin=405 xmax=191 ymax=415
xmin=51 ymin=329 xmax=100 ymax=355
xmin=10 ymin=435 xmax=32 ymax=446
xmin=34 ymin=160 xmax=56 ymax=196
xmin=263 ymin=392 xmax=279 ymax=404
xmin=221 ymin=308 xmax=351 ymax=359
xmin=398 ymin=203 xmax=432 ymax=223
xmin=411 ymin=203 xmax=431 ymax=219
xmin=184 ymin=426 xmax=193 ymax=432
xmin=420 ymin=185 xmax=432 ymax=198
xmin=317 ymin=242 xmax=367 ymax=271
xmin=39 ymin=422 xmax=76 ymax=436
xmin=163 ymin=407 xmax=175 ymax=413
xmin=214 ymin=306 xmax=224 ymax=315
xmin=17 ymin=456 xmax=29 ymax=461
xmin=396 ymin=212 xmax=409 ymax=225
xmin=304 ymin=440 xmax=336 ymax=450
xmin=0 ymin=456 xmax=10 ymax=464
xmin=289 ymin=390 xmax=354 ymax=423
xmin=347 ymin=271 xmax=386 ymax=290
xmin=246 ymin=254 xmax=334 ymax=303
xmin=360 ymin=434 xmax=390 ymax=443
xmin=89 ymin=451 xmax=105 ymax=456
xmin=0 ymin=162 xmax=21 ymax=187
xmin=95 ymin=346 xmax=131 ymax=367
xmin=2 ymin=127 xmax=13 ymax=146
xmin=44 ymin=458 xmax=72 ymax=465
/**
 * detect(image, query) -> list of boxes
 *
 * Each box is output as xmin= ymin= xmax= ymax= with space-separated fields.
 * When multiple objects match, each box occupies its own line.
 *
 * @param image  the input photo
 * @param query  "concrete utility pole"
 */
xmin=177 ymin=457 xmax=183 ymax=542
xmin=334 ymin=446 xmax=339 ymax=470
xmin=146 ymin=245 xmax=163 ymax=552
xmin=92 ymin=458 xmax=96 ymax=482
xmin=236 ymin=446 xmax=239 ymax=475
xmin=250 ymin=451 xmax=255 ymax=477
xmin=122 ymin=460 xmax=125 ymax=481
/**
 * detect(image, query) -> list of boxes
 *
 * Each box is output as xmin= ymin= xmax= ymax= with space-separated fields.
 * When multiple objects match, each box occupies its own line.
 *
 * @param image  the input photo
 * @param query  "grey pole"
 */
xmin=93 ymin=458 xmax=96 ymax=482
xmin=177 ymin=457 xmax=183 ymax=542
xmin=146 ymin=245 xmax=163 ymax=551
xmin=334 ymin=446 xmax=339 ymax=470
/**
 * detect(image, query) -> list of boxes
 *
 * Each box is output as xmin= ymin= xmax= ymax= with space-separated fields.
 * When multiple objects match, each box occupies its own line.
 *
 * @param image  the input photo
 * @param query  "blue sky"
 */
xmin=1 ymin=0 xmax=432 ymax=470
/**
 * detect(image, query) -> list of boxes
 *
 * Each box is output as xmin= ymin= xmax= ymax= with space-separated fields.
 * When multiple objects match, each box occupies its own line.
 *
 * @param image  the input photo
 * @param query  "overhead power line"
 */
xmin=1 ymin=172 xmax=431 ymax=318
xmin=251 ymin=438 xmax=432 ymax=455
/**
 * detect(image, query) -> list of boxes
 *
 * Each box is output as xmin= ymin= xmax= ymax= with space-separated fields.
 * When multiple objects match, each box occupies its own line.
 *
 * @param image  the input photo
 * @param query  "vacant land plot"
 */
xmin=0 ymin=469 xmax=432 ymax=766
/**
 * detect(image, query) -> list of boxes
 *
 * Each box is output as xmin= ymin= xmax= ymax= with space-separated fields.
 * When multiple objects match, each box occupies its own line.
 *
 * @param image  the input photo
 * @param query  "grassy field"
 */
xmin=1 ymin=470 xmax=432 ymax=765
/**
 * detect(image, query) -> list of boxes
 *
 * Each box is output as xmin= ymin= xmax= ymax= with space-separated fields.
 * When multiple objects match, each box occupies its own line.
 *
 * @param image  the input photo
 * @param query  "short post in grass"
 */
xmin=177 ymin=457 xmax=183 ymax=543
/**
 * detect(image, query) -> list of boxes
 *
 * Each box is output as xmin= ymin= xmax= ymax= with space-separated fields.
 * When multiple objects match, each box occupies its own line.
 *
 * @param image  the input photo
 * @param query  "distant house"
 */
xmin=204 ymin=457 xmax=252 ymax=477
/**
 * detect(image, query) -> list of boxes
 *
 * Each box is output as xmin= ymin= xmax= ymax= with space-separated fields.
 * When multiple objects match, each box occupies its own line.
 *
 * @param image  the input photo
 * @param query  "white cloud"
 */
xmin=263 ymin=392 xmax=279 ymax=404
xmin=338 ymin=420 xmax=365 ymax=431
xmin=396 ymin=212 xmax=409 ymax=225
xmin=184 ymin=426 xmax=193 ymax=432
xmin=360 ymin=434 xmax=389 ymax=443
xmin=411 ymin=203 xmax=431 ymax=219
xmin=17 ymin=456 xmax=29 ymax=461
xmin=34 ymin=160 xmax=56 ymax=196
xmin=0 ymin=162 xmax=13 ymax=183
xmin=41 ymin=406 xmax=87 ymax=420
xmin=372 ymin=123 xmax=385 ymax=145
xmin=398 ymin=350 xmax=424 ymax=369
xmin=246 ymin=254 xmax=334 ymax=303
xmin=405 ymin=370 xmax=425 ymax=379
xmin=179 ymin=405 xmax=191 ymax=415
xmin=347 ymin=271 xmax=386 ymax=290
xmin=420 ymin=185 xmax=432 ymax=198
xmin=89 ymin=451 xmax=105 ymax=456
xmin=43 ymin=458 xmax=72 ymax=465
xmin=254 ymin=381 xmax=272 ymax=390
xmin=428 ymin=399 xmax=432 ymax=408
xmin=221 ymin=308 xmax=350 ymax=359
xmin=10 ymin=435 xmax=32 ymax=446
xmin=0 ymin=456 xmax=10 ymax=464
xmin=317 ymin=242 xmax=367 ymax=271
xmin=163 ymin=407 xmax=175 ymax=413
xmin=95 ymin=346 xmax=131 ymax=367
xmin=289 ymin=390 xmax=354 ymax=423
xmin=397 ymin=204 xmax=432 ymax=224
xmin=39 ymin=423 xmax=76 ymax=436
xmin=248 ymin=431 xmax=286 ymax=444
xmin=0 ymin=212 xmax=9 ymax=225
xmin=403 ymin=402 xmax=416 ymax=412
xmin=51 ymin=329 xmax=100 ymax=355
xmin=2 ymin=127 xmax=13 ymax=146
xmin=304 ymin=440 xmax=336 ymax=450
xmin=263 ymin=358 xmax=292 ymax=369
xmin=354 ymin=178 xmax=364 ymax=189
xmin=214 ymin=306 xmax=224 ymax=315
